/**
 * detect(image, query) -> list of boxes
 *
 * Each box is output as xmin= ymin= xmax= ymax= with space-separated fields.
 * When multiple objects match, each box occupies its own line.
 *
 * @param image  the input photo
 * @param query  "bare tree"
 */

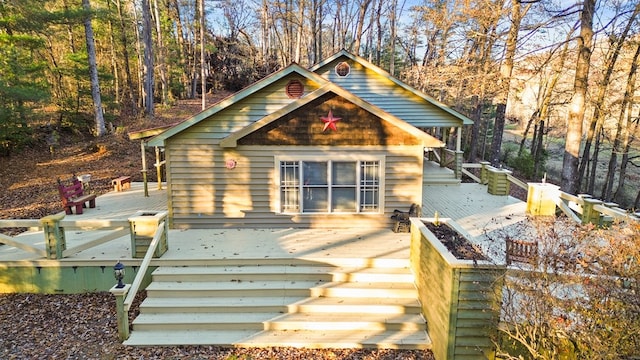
xmin=579 ymin=3 xmax=640 ymax=193
xmin=489 ymin=0 xmax=529 ymax=166
xmin=602 ymin=42 xmax=640 ymax=201
xmin=561 ymin=0 xmax=595 ymax=194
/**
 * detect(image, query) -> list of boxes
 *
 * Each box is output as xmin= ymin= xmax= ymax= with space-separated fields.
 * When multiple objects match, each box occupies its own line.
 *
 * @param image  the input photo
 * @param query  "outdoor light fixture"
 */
xmin=113 ymin=261 xmax=125 ymax=288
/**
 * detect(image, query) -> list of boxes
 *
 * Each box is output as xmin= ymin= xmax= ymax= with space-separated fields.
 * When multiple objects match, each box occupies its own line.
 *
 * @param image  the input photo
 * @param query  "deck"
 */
xmin=1 ymin=180 xmax=526 ymax=266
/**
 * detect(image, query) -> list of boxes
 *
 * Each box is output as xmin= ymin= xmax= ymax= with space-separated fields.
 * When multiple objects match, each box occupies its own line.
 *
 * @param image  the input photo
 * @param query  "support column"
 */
xmin=110 ymin=284 xmax=131 ymax=342
xmin=141 ymin=141 xmax=148 ymax=197
xmin=155 ymin=146 xmax=162 ymax=190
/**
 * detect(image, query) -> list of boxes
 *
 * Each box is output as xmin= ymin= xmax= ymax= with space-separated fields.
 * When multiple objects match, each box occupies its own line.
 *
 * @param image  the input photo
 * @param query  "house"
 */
xmin=148 ymin=50 xmax=473 ymax=229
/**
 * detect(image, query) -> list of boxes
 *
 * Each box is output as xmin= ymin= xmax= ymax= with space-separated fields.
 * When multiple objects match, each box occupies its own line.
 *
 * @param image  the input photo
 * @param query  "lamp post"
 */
xmin=113 ymin=261 xmax=125 ymax=288
xmin=110 ymin=261 xmax=130 ymax=341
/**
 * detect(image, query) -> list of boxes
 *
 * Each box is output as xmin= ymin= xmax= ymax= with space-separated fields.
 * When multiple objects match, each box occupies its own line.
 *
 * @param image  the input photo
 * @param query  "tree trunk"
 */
xmin=489 ymin=0 xmax=527 ymax=166
xmin=199 ymin=0 xmax=206 ymax=110
xmin=468 ymin=95 xmax=482 ymax=162
xmin=141 ymin=0 xmax=154 ymax=116
xmin=82 ymin=0 xmax=106 ymax=137
xmin=579 ymin=3 xmax=640 ymax=191
xmin=352 ymin=0 xmax=371 ymax=56
xmin=603 ymin=42 xmax=640 ymax=201
xmin=152 ymin=0 xmax=169 ymax=106
xmin=561 ymin=0 xmax=595 ymax=194
xmin=115 ymin=0 xmax=138 ymax=113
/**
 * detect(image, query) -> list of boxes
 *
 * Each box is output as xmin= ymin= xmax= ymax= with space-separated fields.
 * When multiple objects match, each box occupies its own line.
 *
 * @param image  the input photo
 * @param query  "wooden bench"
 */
xmin=57 ymin=178 xmax=96 ymax=215
xmin=111 ymin=176 xmax=131 ymax=192
xmin=506 ymin=238 xmax=538 ymax=265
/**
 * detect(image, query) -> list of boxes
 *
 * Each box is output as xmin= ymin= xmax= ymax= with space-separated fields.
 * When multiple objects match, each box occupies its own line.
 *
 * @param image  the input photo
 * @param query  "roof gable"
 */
xmin=310 ymin=50 xmax=473 ymax=126
xmin=220 ymin=82 xmax=444 ymax=148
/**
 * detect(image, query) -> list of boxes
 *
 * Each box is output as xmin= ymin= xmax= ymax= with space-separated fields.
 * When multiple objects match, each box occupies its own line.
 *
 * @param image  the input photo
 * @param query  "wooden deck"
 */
xmin=1 ymin=180 xmax=526 ymax=266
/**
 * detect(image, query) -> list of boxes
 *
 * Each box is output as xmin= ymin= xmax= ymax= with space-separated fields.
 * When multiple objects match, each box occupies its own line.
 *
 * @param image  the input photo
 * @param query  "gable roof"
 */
xmin=219 ymin=82 xmax=444 ymax=148
xmin=310 ymin=50 xmax=473 ymax=126
xmin=148 ymin=50 xmax=471 ymax=148
xmin=147 ymin=63 xmax=330 ymax=147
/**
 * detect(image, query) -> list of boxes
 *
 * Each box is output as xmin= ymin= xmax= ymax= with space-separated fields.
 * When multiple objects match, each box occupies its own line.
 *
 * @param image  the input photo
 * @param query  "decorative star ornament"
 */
xmin=321 ymin=110 xmax=341 ymax=132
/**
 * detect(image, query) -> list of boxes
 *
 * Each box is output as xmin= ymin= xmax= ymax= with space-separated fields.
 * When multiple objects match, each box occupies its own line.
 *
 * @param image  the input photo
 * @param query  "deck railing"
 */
xmin=457 ymin=161 xmax=639 ymax=225
xmin=0 ymin=214 xmax=129 ymax=260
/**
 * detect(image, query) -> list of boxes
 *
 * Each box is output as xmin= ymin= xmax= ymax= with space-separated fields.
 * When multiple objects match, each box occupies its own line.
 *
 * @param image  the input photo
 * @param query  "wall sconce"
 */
xmin=113 ymin=261 xmax=125 ymax=288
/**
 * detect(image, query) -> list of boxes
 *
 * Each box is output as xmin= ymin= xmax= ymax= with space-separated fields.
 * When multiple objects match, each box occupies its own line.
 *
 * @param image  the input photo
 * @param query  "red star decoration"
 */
xmin=321 ymin=110 xmax=341 ymax=132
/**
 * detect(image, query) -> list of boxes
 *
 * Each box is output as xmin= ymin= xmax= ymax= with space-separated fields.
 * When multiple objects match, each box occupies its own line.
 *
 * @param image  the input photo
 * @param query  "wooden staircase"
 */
xmin=423 ymin=160 xmax=461 ymax=185
xmin=124 ymin=260 xmax=431 ymax=349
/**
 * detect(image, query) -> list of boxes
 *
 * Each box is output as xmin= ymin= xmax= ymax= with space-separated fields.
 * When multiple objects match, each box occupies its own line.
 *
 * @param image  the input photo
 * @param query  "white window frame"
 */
xmin=275 ymin=155 xmax=385 ymax=214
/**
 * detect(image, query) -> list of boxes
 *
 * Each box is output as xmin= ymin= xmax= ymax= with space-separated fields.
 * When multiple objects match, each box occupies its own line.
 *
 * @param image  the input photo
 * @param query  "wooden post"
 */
xmin=41 ymin=213 xmax=66 ymax=259
xmin=141 ymin=141 xmax=148 ymax=197
xmin=479 ymin=161 xmax=491 ymax=185
xmin=581 ymin=198 xmax=603 ymax=225
xmin=487 ymin=168 xmax=512 ymax=196
xmin=440 ymin=128 xmax=448 ymax=167
xmin=110 ymin=284 xmax=131 ymax=341
xmin=454 ymin=150 xmax=463 ymax=179
xmin=526 ymin=183 xmax=559 ymax=216
xmin=155 ymin=146 xmax=162 ymax=190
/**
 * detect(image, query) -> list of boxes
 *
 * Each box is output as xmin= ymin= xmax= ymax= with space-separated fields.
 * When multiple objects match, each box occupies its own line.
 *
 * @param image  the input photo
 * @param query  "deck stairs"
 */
xmin=124 ymin=259 xmax=431 ymax=349
xmin=423 ymin=160 xmax=461 ymax=185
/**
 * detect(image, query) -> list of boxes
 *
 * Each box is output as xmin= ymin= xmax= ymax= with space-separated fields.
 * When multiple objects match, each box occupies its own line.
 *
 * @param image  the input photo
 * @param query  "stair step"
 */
xmin=132 ymin=312 xmax=426 ymax=331
xmin=140 ymin=296 xmax=422 ymax=314
xmin=151 ymin=265 xmax=415 ymax=283
xmin=145 ymin=280 xmax=418 ymax=298
xmin=124 ymin=329 xmax=432 ymax=349
xmin=129 ymin=260 xmax=428 ymax=349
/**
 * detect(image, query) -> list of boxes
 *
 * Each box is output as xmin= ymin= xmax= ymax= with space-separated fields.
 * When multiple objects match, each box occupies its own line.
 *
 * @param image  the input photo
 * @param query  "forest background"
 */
xmin=1 ymin=0 xmax=640 ymax=212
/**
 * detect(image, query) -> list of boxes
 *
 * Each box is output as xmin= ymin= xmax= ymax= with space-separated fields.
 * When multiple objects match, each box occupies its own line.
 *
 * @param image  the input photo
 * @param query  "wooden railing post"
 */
xmin=40 ymin=213 xmax=66 ymax=259
xmin=582 ymin=198 xmax=603 ymax=225
xmin=487 ymin=167 xmax=512 ymax=196
xmin=526 ymin=183 xmax=560 ymax=216
xmin=479 ymin=161 xmax=491 ymax=185
xmin=109 ymin=284 xmax=131 ymax=341
xmin=454 ymin=150 xmax=463 ymax=179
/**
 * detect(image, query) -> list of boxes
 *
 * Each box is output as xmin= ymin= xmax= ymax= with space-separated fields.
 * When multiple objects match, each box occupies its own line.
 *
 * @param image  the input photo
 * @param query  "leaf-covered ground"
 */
xmin=0 ymin=96 xmax=434 ymax=359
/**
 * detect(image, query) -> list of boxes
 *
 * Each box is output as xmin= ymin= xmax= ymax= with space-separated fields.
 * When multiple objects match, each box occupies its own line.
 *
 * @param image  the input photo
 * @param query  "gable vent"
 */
xmin=335 ymin=62 xmax=350 ymax=77
xmin=285 ymin=80 xmax=304 ymax=99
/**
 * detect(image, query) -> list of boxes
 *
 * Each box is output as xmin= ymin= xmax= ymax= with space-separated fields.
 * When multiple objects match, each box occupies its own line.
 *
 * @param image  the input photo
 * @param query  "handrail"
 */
xmin=0 ymin=219 xmax=42 ymax=228
xmin=506 ymin=174 xmax=528 ymax=191
xmin=62 ymin=227 xmax=129 ymax=258
xmin=0 ymin=216 xmax=133 ymax=259
xmin=123 ymin=220 xmax=165 ymax=312
xmin=0 ymin=232 xmax=47 ymax=256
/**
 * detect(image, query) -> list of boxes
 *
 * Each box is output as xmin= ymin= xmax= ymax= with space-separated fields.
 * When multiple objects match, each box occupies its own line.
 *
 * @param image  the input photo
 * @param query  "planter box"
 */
xmin=410 ymin=218 xmax=505 ymax=360
xmin=128 ymin=211 xmax=168 ymax=258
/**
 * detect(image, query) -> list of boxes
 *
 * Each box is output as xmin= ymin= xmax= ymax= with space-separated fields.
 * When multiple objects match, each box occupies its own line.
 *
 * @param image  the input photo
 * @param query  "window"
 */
xmin=335 ymin=62 xmax=350 ymax=77
xmin=278 ymin=158 xmax=382 ymax=213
